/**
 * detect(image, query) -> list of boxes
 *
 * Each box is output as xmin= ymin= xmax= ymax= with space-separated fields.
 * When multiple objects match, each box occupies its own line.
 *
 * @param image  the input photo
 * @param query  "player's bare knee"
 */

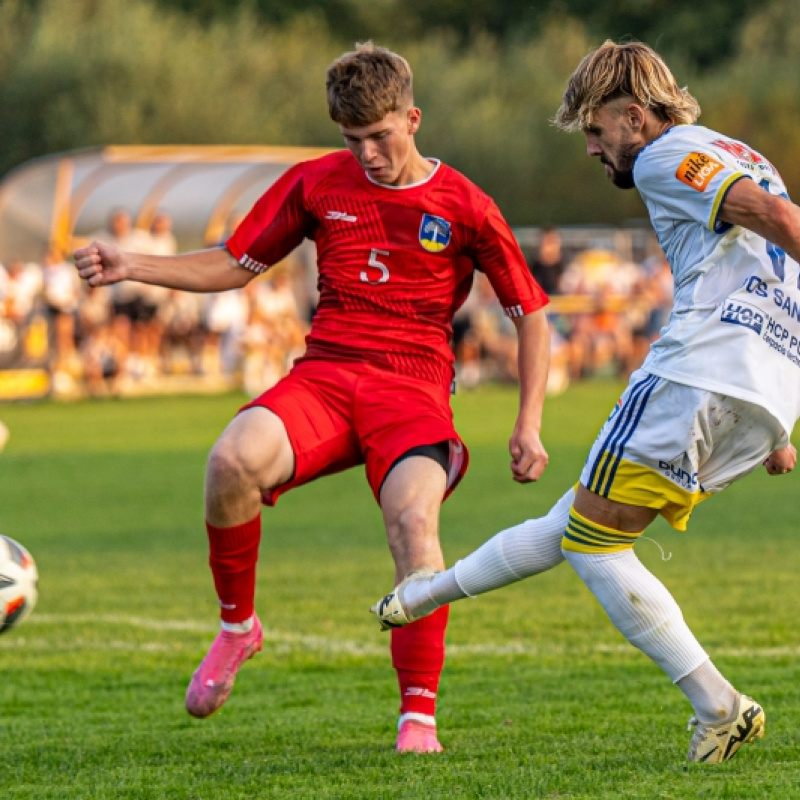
xmin=206 ymin=436 xmax=255 ymax=493
xmin=385 ymin=504 xmax=440 ymax=568
xmin=392 ymin=503 xmax=437 ymax=539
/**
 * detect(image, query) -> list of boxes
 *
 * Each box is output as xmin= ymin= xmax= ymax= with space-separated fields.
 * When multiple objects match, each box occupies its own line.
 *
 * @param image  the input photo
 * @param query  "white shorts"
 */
xmin=579 ymin=370 xmax=787 ymax=530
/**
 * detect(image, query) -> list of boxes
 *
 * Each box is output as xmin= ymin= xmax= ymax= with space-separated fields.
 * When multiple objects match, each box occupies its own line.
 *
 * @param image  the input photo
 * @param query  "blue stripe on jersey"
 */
xmin=587 ymin=374 xmax=660 ymax=497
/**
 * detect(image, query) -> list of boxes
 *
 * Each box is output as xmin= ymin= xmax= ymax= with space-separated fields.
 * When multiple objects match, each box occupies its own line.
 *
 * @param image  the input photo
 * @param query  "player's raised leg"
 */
xmin=185 ymin=407 xmax=294 ymax=718
xmin=379 ymin=452 xmax=449 ymax=753
xmin=371 ymin=487 xmax=573 ymax=629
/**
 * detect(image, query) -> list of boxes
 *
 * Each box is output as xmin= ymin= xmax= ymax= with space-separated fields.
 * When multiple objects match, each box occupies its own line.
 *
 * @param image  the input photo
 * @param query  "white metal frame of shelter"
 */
xmin=0 ymin=144 xmax=336 ymax=264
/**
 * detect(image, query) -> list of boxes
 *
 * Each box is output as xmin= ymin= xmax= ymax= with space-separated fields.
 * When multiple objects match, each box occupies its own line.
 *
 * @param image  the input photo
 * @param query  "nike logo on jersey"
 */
xmin=325 ymin=210 xmax=358 ymax=222
xmin=675 ymin=152 xmax=724 ymax=192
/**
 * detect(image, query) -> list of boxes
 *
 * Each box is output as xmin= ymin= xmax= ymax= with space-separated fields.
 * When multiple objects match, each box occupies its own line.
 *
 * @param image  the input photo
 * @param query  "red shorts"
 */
xmin=241 ymin=360 xmax=469 ymax=506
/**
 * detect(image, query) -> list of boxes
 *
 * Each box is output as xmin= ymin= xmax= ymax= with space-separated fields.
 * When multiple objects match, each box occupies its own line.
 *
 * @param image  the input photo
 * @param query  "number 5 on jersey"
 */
xmin=361 ymin=248 xmax=391 ymax=285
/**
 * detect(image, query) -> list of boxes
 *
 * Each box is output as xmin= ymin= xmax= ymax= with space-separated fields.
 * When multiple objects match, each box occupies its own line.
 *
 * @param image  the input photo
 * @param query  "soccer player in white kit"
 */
xmin=371 ymin=40 xmax=800 ymax=763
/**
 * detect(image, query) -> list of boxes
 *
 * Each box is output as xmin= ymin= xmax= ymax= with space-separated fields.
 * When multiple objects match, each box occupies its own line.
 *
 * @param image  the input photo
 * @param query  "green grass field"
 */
xmin=0 ymin=380 xmax=799 ymax=799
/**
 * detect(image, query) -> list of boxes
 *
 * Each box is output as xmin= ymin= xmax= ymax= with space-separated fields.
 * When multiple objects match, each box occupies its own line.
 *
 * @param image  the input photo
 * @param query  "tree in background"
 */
xmin=151 ymin=0 xmax=763 ymax=71
xmin=0 ymin=0 xmax=799 ymax=227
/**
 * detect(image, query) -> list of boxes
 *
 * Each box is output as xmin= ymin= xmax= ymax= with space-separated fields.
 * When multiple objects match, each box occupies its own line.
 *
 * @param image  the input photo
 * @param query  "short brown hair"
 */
xmin=554 ymin=40 xmax=701 ymax=132
xmin=326 ymin=41 xmax=414 ymax=127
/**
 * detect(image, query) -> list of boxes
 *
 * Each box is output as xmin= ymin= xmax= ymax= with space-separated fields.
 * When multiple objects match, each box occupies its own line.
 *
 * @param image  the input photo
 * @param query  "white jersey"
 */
xmin=635 ymin=124 xmax=800 ymax=438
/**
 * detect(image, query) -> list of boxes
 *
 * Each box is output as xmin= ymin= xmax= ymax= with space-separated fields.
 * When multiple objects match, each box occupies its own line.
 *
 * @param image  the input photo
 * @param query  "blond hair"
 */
xmin=326 ymin=41 xmax=414 ymax=127
xmin=554 ymin=40 xmax=701 ymax=132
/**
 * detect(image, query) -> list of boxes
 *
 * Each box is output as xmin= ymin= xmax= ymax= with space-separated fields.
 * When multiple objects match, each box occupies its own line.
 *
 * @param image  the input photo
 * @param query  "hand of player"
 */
xmin=509 ymin=429 xmax=549 ymax=484
xmin=73 ymin=240 xmax=129 ymax=287
xmin=763 ymin=443 xmax=797 ymax=476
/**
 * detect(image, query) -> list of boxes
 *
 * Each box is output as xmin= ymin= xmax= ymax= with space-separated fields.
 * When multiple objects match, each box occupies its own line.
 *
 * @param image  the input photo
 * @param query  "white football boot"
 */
xmin=370 ymin=567 xmax=439 ymax=631
xmin=687 ymin=694 xmax=765 ymax=763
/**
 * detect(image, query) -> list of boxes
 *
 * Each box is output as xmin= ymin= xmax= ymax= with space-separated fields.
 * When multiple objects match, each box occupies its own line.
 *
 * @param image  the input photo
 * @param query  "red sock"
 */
xmin=206 ymin=515 xmax=261 ymax=624
xmin=391 ymin=605 xmax=449 ymax=719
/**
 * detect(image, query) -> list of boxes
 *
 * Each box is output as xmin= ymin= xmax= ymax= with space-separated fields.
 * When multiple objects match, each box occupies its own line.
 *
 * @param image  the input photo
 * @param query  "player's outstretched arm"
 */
xmin=509 ymin=308 xmax=550 ymax=483
xmin=718 ymin=178 xmax=800 ymax=265
xmin=74 ymin=242 xmax=253 ymax=293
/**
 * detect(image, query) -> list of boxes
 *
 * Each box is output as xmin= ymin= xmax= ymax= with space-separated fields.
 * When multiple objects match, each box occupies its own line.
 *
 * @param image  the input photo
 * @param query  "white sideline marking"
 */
xmin=7 ymin=613 xmax=800 ymax=659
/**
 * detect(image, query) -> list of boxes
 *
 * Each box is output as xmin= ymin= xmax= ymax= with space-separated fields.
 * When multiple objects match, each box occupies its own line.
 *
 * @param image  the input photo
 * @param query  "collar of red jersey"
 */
xmin=363 ymin=158 xmax=442 ymax=190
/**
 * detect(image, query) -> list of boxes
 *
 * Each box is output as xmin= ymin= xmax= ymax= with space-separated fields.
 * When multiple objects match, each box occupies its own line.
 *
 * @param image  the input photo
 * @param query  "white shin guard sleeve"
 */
xmin=564 ymin=548 xmax=708 ymax=682
xmin=446 ymin=487 xmax=573 ymax=600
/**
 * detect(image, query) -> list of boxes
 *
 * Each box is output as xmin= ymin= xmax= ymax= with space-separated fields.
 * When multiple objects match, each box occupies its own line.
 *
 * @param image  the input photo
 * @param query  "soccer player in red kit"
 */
xmin=73 ymin=41 xmax=551 ymax=753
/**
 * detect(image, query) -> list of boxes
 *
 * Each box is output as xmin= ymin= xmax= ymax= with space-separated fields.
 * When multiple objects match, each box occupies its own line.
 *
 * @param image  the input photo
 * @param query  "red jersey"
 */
xmin=227 ymin=150 xmax=547 ymax=390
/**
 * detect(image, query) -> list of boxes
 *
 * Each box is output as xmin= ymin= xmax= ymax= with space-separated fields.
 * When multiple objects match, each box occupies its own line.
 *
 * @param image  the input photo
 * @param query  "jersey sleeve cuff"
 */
xmin=225 ymin=240 xmax=270 ymax=275
xmin=710 ymin=173 xmax=750 ymax=233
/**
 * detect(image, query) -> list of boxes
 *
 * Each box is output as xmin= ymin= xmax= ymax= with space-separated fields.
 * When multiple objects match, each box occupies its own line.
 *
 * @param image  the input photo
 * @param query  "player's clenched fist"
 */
xmin=73 ymin=240 xmax=129 ymax=287
xmin=763 ymin=443 xmax=797 ymax=476
xmin=509 ymin=432 xmax=549 ymax=484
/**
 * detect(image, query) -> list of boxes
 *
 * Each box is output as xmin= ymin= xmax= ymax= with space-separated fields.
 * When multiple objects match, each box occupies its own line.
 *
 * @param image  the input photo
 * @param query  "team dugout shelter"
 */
xmin=0 ymin=145 xmax=658 ymax=402
xmin=0 ymin=145 xmax=333 ymax=400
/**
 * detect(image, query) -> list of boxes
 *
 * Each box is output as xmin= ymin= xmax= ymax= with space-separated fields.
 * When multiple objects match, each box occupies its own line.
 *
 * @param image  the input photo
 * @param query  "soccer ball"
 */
xmin=0 ymin=535 xmax=38 ymax=634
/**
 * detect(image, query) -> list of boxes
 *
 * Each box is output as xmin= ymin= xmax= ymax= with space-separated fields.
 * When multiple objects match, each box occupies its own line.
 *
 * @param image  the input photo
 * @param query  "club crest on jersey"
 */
xmin=419 ymin=214 xmax=451 ymax=253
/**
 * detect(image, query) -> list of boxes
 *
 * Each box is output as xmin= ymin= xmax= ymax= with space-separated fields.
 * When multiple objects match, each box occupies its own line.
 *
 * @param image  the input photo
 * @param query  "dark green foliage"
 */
xmin=1 ymin=0 xmax=800 ymax=225
xmin=154 ymin=0 xmax=765 ymax=69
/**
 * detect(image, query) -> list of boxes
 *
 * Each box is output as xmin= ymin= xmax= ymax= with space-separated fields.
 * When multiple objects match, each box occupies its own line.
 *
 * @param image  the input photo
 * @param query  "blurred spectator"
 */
xmin=557 ymin=248 xmax=643 ymax=378
xmin=82 ymin=314 xmax=129 ymax=397
xmin=203 ymin=288 xmax=249 ymax=376
xmin=241 ymin=269 xmax=309 ymax=395
xmin=134 ymin=212 xmax=177 ymax=377
xmin=42 ymin=248 xmax=81 ymax=375
xmin=97 ymin=209 xmax=152 ymax=371
xmin=528 ymin=226 xmax=565 ymax=296
xmin=159 ymin=290 xmax=205 ymax=375
xmin=547 ymin=325 xmax=571 ymax=396
xmin=452 ymin=278 xmax=481 ymax=389
xmin=77 ymin=285 xmax=114 ymax=339
xmin=101 ymin=208 xmax=152 ymax=316
xmin=628 ymin=254 xmax=673 ymax=369
xmin=148 ymin=211 xmax=178 ymax=256
xmin=559 ymin=247 xmax=641 ymax=296
xmin=469 ymin=272 xmax=520 ymax=383
xmin=0 ymin=222 xmax=670 ymax=398
xmin=2 ymin=260 xmax=43 ymax=325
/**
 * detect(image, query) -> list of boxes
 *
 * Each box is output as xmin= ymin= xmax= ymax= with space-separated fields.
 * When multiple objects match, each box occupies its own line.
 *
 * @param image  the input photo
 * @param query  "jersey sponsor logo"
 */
xmin=419 ymin=214 xmax=451 ymax=252
xmin=710 ymin=138 xmax=768 ymax=168
xmin=675 ymin=152 xmax=724 ymax=191
xmin=658 ymin=460 xmax=698 ymax=489
xmin=720 ymin=298 xmax=764 ymax=334
xmin=325 ymin=210 xmax=358 ymax=222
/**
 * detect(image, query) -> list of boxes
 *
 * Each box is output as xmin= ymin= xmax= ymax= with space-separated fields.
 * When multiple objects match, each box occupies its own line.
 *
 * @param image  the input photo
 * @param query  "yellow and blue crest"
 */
xmin=419 ymin=214 xmax=451 ymax=253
